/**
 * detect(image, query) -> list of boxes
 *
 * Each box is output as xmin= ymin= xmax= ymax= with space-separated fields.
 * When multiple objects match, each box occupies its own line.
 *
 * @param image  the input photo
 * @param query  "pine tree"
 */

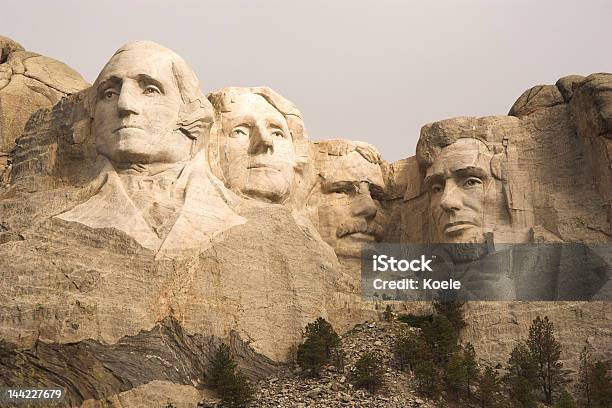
xmin=414 ymin=360 xmax=440 ymax=398
xmin=352 ymin=352 xmax=385 ymax=393
xmin=209 ymin=343 xmax=237 ymax=389
xmin=392 ymin=326 xmax=429 ymax=371
xmin=463 ymin=342 xmax=478 ymax=401
xmin=421 ymin=314 xmax=459 ymax=365
xmin=556 ymin=388 xmax=577 ymax=408
xmin=433 ymin=292 xmax=466 ymax=333
xmin=526 ymin=316 xmax=566 ymax=404
xmin=296 ymin=317 xmax=341 ymax=375
xmin=505 ymin=343 xmax=538 ymax=408
xmin=445 ymin=351 xmax=467 ymax=399
xmin=590 ymin=361 xmax=612 ymax=408
xmin=383 ymin=304 xmax=394 ymax=322
xmin=577 ymin=345 xmax=594 ymax=407
xmin=208 ymin=343 xmax=253 ymax=408
xmin=478 ymin=366 xmax=501 ymax=408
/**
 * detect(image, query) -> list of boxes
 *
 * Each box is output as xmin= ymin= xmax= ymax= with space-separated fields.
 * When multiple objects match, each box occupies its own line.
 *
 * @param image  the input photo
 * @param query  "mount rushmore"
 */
xmin=0 ymin=37 xmax=610 ymax=406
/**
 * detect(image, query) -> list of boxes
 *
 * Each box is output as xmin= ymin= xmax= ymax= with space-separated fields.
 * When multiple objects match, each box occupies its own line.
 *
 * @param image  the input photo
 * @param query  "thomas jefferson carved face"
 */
xmin=311 ymin=146 xmax=385 ymax=259
xmin=219 ymin=93 xmax=296 ymax=203
xmin=93 ymin=46 xmax=188 ymax=164
xmin=425 ymin=138 xmax=495 ymax=244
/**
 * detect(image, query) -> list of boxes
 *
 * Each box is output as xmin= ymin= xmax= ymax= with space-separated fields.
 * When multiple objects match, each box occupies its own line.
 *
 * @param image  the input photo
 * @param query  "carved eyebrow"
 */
xmin=136 ymin=74 xmax=165 ymax=93
xmin=321 ymin=180 xmax=357 ymax=193
xmin=96 ymin=76 xmax=122 ymax=94
xmin=453 ymin=167 xmax=489 ymax=180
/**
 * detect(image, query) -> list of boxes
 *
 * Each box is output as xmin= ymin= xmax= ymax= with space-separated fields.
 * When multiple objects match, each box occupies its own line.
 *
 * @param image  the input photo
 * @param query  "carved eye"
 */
xmin=143 ymin=85 xmax=161 ymax=95
xmin=103 ymin=89 xmax=119 ymax=100
xmin=464 ymin=177 xmax=482 ymax=188
xmin=271 ymin=130 xmax=285 ymax=138
xmin=331 ymin=184 xmax=357 ymax=195
xmin=431 ymin=184 xmax=443 ymax=194
xmin=231 ymin=127 xmax=248 ymax=138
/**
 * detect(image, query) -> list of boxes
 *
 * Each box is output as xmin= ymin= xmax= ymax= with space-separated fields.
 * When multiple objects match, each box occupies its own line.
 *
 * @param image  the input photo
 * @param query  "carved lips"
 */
xmin=443 ymin=221 xmax=478 ymax=234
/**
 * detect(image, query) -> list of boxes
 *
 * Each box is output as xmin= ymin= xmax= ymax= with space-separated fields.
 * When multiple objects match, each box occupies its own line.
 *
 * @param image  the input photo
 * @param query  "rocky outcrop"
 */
xmin=382 ymin=73 xmax=612 ymax=373
xmin=0 ymin=36 xmax=88 ymax=186
xmin=0 ymin=36 xmax=610 ymax=406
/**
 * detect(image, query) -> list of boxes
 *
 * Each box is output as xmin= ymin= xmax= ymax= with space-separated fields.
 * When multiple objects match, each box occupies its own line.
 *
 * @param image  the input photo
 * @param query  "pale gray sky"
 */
xmin=4 ymin=0 xmax=611 ymax=162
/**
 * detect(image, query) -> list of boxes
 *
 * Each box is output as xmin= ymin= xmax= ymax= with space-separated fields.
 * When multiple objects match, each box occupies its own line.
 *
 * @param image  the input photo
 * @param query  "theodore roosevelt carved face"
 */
xmin=309 ymin=140 xmax=386 ymax=259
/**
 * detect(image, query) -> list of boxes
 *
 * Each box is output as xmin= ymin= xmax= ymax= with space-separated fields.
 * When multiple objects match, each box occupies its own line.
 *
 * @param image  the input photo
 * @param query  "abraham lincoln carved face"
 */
xmin=425 ymin=138 xmax=496 ymax=244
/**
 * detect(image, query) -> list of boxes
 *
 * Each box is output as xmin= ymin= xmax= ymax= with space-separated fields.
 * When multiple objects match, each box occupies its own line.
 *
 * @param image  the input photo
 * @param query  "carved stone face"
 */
xmin=219 ymin=93 xmax=295 ymax=202
xmin=425 ymin=138 xmax=495 ymax=243
xmin=93 ymin=47 xmax=188 ymax=164
xmin=313 ymin=151 xmax=385 ymax=259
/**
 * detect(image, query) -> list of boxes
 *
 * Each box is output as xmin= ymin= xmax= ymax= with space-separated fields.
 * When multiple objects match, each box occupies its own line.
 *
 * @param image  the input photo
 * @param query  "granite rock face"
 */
xmin=0 ymin=36 xmax=610 ymax=406
xmin=384 ymin=73 xmax=612 ymax=370
xmin=0 ymin=36 xmax=88 ymax=186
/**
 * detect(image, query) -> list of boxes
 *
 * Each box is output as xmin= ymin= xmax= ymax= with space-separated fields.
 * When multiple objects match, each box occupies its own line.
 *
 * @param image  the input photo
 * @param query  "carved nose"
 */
xmin=351 ymin=183 xmax=378 ymax=219
xmin=117 ymin=85 xmax=141 ymax=117
xmin=439 ymin=180 xmax=463 ymax=212
xmin=249 ymin=125 xmax=274 ymax=154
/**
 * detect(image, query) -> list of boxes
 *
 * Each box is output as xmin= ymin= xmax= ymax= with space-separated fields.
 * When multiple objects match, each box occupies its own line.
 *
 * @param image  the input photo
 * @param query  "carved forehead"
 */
xmin=426 ymin=138 xmax=493 ymax=178
xmin=319 ymin=151 xmax=384 ymax=188
xmin=95 ymin=45 xmax=177 ymax=88
xmin=221 ymin=93 xmax=287 ymax=125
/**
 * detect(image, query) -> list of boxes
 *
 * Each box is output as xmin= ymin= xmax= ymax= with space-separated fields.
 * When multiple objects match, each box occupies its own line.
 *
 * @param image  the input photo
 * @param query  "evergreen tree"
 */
xmin=577 ymin=345 xmax=594 ymax=407
xmin=209 ymin=343 xmax=237 ymax=389
xmin=433 ymin=292 xmax=466 ymax=333
xmin=352 ymin=352 xmax=385 ymax=393
xmin=396 ymin=313 xmax=433 ymax=328
xmin=219 ymin=371 xmax=253 ymax=408
xmin=421 ymin=314 xmax=459 ymax=366
xmin=383 ymin=304 xmax=394 ymax=322
xmin=463 ymin=342 xmax=478 ymax=401
xmin=445 ymin=351 xmax=467 ymax=399
xmin=478 ymin=366 xmax=501 ymax=408
xmin=590 ymin=361 xmax=612 ymax=408
xmin=208 ymin=343 xmax=253 ymax=408
xmin=414 ymin=360 xmax=440 ymax=398
xmin=392 ymin=326 xmax=429 ymax=371
xmin=296 ymin=317 xmax=341 ymax=375
xmin=505 ymin=343 xmax=538 ymax=408
xmin=526 ymin=316 xmax=567 ymax=404
xmin=556 ymin=388 xmax=577 ymax=408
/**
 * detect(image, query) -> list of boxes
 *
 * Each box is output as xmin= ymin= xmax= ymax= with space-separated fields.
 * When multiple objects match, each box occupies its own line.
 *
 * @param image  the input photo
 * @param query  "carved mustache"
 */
xmin=336 ymin=219 xmax=384 ymax=240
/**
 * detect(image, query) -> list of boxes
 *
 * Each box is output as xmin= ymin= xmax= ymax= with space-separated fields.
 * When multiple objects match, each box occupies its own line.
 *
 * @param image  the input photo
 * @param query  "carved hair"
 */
xmin=314 ymin=139 xmax=382 ymax=165
xmin=90 ymin=41 xmax=213 ymax=149
xmin=207 ymin=86 xmax=307 ymax=143
xmin=416 ymin=117 xmax=506 ymax=180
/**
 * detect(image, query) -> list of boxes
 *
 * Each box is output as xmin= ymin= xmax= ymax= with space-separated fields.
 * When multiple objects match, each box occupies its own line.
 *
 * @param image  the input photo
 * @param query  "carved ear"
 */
xmin=490 ymin=153 xmax=506 ymax=181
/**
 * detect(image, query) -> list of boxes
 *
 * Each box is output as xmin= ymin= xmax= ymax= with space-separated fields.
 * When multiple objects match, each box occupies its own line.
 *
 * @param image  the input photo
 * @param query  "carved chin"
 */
xmin=240 ymin=170 xmax=291 ymax=202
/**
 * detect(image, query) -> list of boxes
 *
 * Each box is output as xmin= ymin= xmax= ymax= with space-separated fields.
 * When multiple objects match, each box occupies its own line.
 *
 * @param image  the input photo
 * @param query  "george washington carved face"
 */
xmin=92 ymin=43 xmax=192 ymax=165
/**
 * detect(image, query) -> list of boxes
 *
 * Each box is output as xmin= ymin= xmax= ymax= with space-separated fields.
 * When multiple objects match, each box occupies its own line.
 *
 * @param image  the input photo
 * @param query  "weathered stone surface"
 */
xmin=0 ymin=41 xmax=355 ymax=406
xmin=0 ymin=35 xmax=88 ymax=156
xmin=81 ymin=381 xmax=215 ymax=408
xmin=0 ymin=36 xmax=610 ymax=406
xmin=384 ymin=73 xmax=612 ymax=371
